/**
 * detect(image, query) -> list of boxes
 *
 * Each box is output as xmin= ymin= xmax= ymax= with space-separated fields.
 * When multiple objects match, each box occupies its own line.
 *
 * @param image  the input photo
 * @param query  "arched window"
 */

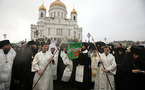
xmin=73 ymin=16 xmax=76 ymax=20
xmin=51 ymin=13 xmax=52 ymax=17
xmin=54 ymin=12 xmax=56 ymax=17
xmin=58 ymin=12 xmax=60 ymax=17
xmin=61 ymin=12 xmax=63 ymax=18
xmin=41 ymin=12 xmax=43 ymax=17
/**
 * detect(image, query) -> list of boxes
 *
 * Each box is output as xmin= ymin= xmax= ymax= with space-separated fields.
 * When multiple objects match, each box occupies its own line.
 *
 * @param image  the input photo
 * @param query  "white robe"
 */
xmin=94 ymin=53 xmax=116 ymax=90
xmin=60 ymin=51 xmax=73 ymax=82
xmin=0 ymin=48 xmax=16 ymax=90
xmin=31 ymin=51 xmax=53 ymax=90
xmin=48 ymin=43 xmax=58 ymax=80
xmin=48 ymin=51 xmax=58 ymax=80
xmin=90 ymin=53 xmax=100 ymax=82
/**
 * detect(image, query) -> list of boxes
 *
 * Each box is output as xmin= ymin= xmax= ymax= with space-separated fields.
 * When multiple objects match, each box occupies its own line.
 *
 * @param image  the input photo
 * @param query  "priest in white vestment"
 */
xmin=94 ymin=45 xmax=117 ymax=90
xmin=90 ymin=47 xmax=100 ymax=89
xmin=32 ymin=43 xmax=53 ymax=90
xmin=48 ymin=43 xmax=58 ymax=80
xmin=0 ymin=40 xmax=16 ymax=90
xmin=90 ymin=48 xmax=100 ymax=82
xmin=60 ymin=47 xmax=73 ymax=82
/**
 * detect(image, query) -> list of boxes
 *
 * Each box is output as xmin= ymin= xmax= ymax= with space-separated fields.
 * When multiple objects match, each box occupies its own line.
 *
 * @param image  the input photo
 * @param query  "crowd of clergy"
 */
xmin=0 ymin=39 xmax=145 ymax=90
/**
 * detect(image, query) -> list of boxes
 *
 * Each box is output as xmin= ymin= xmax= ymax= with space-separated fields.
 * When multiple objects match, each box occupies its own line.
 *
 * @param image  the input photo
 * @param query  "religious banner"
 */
xmin=67 ymin=42 xmax=82 ymax=60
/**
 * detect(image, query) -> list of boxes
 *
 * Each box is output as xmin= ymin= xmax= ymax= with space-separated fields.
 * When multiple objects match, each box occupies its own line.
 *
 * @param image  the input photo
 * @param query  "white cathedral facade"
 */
xmin=31 ymin=0 xmax=83 ymax=43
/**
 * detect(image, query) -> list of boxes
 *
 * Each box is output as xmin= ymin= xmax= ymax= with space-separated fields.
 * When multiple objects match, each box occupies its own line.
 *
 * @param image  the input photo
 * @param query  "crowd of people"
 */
xmin=0 ymin=39 xmax=145 ymax=90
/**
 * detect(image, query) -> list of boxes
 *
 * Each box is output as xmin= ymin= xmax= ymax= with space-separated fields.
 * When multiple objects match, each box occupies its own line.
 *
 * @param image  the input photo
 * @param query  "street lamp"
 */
xmin=87 ymin=33 xmax=91 ymax=50
xmin=3 ymin=34 xmax=7 ymax=40
xmin=87 ymin=33 xmax=91 ymax=43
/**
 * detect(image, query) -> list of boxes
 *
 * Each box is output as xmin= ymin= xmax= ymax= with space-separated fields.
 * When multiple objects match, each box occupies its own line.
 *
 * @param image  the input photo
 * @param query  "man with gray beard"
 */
xmin=90 ymin=47 xmax=100 ymax=89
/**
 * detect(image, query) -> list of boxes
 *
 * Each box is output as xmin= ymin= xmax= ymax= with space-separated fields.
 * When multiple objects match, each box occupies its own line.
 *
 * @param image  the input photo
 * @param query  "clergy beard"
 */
xmin=4 ymin=50 xmax=9 ymax=54
xmin=64 ymin=51 xmax=67 ymax=54
xmin=92 ymin=52 xmax=97 ymax=57
xmin=81 ymin=48 xmax=86 ymax=51
xmin=51 ymin=51 xmax=54 ymax=54
xmin=105 ymin=53 xmax=109 ymax=56
xmin=3 ymin=47 xmax=10 ymax=54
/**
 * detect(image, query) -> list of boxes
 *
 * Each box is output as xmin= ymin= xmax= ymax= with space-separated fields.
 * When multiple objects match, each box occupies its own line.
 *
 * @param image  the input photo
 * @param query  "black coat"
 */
xmin=114 ymin=53 xmax=125 ymax=90
xmin=20 ymin=47 xmax=37 ymax=90
xmin=10 ymin=49 xmax=27 ymax=90
xmin=10 ymin=53 xmax=21 ymax=90
xmin=118 ymin=53 xmax=145 ymax=90
xmin=57 ymin=50 xmax=66 ymax=81
xmin=114 ymin=53 xmax=125 ymax=71
xmin=75 ymin=51 xmax=91 ymax=90
xmin=56 ymin=50 xmax=76 ymax=90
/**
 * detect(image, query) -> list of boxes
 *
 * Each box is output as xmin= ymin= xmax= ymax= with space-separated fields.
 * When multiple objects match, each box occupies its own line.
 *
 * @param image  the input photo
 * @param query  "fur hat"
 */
xmin=1 ymin=40 xmax=10 ymax=48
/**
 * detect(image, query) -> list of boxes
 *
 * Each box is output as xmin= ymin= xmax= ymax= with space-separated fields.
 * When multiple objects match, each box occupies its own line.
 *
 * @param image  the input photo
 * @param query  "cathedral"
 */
xmin=31 ymin=0 xmax=83 ymax=43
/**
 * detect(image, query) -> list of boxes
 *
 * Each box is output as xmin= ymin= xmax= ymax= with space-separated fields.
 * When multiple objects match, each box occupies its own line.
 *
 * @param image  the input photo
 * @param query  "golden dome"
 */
xmin=71 ymin=8 xmax=77 ymax=14
xmin=50 ymin=0 xmax=66 ymax=9
xmin=39 ymin=4 xmax=46 ymax=11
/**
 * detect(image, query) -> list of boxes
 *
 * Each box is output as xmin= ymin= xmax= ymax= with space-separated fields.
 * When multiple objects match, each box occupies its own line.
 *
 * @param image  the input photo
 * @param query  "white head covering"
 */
xmin=48 ymin=43 xmax=58 ymax=80
xmin=48 ymin=43 xmax=57 ymax=52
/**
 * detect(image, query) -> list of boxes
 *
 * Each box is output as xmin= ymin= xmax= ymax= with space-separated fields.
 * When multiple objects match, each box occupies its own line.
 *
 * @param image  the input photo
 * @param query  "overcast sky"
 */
xmin=0 ymin=0 xmax=145 ymax=43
